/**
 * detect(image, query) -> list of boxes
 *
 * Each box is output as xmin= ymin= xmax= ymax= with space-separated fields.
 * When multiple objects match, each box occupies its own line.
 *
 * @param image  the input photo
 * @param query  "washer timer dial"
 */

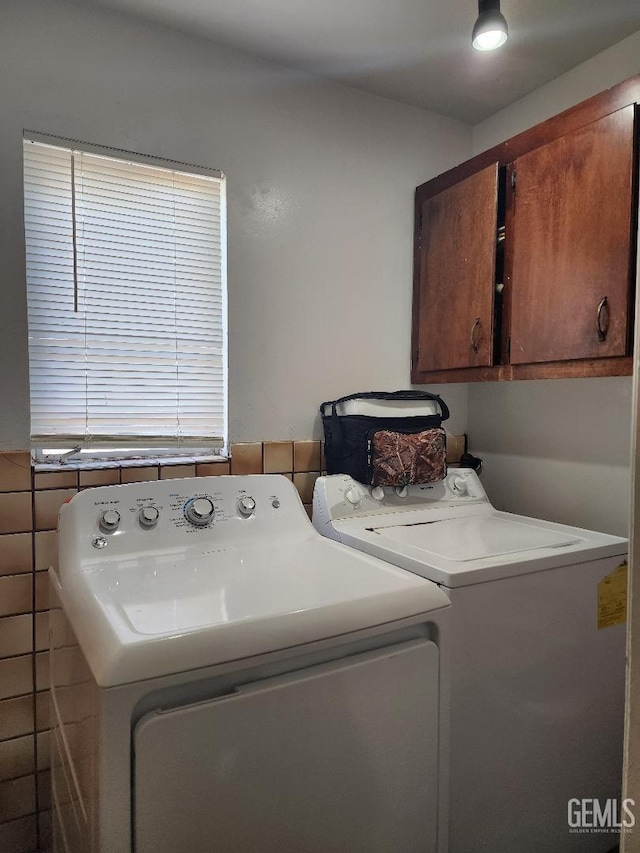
xmin=184 ymin=497 xmax=215 ymax=527
xmin=451 ymin=477 xmax=469 ymax=496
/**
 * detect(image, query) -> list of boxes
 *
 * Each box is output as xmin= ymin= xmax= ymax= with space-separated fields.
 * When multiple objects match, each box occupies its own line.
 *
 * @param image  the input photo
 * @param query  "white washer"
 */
xmin=50 ymin=474 xmax=450 ymax=853
xmin=313 ymin=469 xmax=628 ymax=853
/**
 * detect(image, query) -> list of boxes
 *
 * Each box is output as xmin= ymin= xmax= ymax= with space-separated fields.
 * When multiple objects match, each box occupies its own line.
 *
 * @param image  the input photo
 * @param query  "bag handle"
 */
xmin=320 ymin=390 xmax=450 ymax=461
xmin=320 ymin=390 xmax=450 ymax=422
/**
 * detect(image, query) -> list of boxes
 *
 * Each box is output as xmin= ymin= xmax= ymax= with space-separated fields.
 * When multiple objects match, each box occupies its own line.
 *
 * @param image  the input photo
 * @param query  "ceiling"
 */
xmin=90 ymin=0 xmax=640 ymax=123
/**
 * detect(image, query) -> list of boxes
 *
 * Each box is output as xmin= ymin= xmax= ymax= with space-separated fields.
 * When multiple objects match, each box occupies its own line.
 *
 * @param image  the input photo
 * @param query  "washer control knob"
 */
xmin=185 ymin=497 xmax=215 ymax=527
xmin=139 ymin=506 xmax=159 ymax=529
xmin=99 ymin=509 xmax=121 ymax=532
xmin=345 ymin=486 xmax=362 ymax=506
xmin=452 ymin=477 xmax=469 ymax=495
xmin=395 ymin=486 xmax=408 ymax=498
xmin=238 ymin=496 xmax=256 ymax=517
xmin=371 ymin=486 xmax=385 ymax=501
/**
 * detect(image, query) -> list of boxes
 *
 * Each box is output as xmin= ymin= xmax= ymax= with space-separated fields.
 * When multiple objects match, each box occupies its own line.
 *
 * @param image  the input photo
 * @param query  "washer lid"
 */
xmin=333 ymin=508 xmax=627 ymax=587
xmin=373 ymin=515 xmax=580 ymax=562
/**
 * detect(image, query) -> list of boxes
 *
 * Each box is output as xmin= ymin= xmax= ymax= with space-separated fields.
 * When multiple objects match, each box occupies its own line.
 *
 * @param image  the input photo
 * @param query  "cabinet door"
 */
xmin=508 ymin=107 xmax=635 ymax=365
xmin=413 ymin=163 xmax=498 ymax=373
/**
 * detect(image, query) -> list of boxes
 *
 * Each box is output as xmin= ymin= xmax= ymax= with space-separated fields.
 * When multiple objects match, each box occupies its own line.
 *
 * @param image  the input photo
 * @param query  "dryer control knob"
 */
xmin=395 ymin=486 xmax=408 ymax=498
xmin=452 ymin=477 xmax=469 ymax=495
xmin=185 ymin=497 xmax=215 ymax=527
xmin=139 ymin=506 xmax=159 ymax=529
xmin=99 ymin=509 xmax=121 ymax=532
xmin=371 ymin=486 xmax=385 ymax=501
xmin=238 ymin=496 xmax=256 ymax=517
xmin=345 ymin=487 xmax=362 ymax=506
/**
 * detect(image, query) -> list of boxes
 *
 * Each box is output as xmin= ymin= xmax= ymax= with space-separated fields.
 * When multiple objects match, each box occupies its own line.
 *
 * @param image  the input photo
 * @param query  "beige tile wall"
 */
xmin=0 ymin=453 xmax=40 ymax=852
xmin=0 ymin=436 xmax=462 ymax=851
xmin=0 ymin=441 xmax=323 ymax=852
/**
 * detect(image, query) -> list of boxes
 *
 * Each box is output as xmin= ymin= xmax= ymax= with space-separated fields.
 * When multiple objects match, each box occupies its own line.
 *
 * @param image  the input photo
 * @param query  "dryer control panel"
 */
xmin=313 ymin=468 xmax=489 ymax=524
xmin=58 ymin=474 xmax=309 ymax=578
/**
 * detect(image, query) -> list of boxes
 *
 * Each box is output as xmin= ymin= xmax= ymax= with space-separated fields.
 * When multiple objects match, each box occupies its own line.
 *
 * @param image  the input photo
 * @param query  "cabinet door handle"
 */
xmin=596 ymin=297 xmax=609 ymax=342
xmin=470 ymin=318 xmax=481 ymax=353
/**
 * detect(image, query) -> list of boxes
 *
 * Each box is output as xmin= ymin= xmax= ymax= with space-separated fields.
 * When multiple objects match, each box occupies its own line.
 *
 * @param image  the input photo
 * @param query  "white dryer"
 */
xmin=313 ymin=468 xmax=628 ymax=853
xmin=50 ymin=474 xmax=450 ymax=853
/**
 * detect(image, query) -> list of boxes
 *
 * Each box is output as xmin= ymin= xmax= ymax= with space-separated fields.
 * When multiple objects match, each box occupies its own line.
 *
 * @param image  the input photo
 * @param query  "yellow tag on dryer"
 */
xmin=598 ymin=562 xmax=628 ymax=630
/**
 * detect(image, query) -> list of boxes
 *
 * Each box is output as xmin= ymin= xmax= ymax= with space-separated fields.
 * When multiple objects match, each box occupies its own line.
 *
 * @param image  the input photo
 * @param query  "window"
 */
xmin=23 ymin=135 xmax=227 ymax=462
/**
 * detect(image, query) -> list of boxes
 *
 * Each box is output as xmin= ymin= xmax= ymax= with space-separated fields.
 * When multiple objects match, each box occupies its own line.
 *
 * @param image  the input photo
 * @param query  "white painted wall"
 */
xmin=469 ymin=377 xmax=632 ymax=536
xmin=0 ymin=0 xmax=470 ymax=451
xmin=473 ymin=28 xmax=640 ymax=152
xmin=466 ymin=31 xmax=640 ymax=537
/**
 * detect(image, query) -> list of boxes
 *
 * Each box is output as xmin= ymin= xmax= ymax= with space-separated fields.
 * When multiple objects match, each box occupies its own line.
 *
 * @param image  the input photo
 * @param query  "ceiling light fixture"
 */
xmin=472 ymin=0 xmax=508 ymax=51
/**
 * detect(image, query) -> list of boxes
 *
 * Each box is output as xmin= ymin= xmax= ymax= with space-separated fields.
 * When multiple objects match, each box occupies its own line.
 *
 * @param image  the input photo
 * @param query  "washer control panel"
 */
xmin=313 ymin=468 xmax=489 ymax=523
xmin=58 ymin=474 xmax=306 ymax=567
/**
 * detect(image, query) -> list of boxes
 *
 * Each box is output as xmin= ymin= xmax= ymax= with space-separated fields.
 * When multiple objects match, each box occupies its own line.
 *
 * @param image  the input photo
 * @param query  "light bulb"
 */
xmin=473 ymin=28 xmax=508 ymax=51
xmin=472 ymin=1 xmax=508 ymax=51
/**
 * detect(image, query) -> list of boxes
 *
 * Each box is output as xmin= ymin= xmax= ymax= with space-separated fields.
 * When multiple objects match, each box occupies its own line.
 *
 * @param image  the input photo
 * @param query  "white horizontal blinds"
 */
xmin=24 ymin=143 xmax=84 ymax=439
xmin=24 ymin=139 xmax=226 ymax=448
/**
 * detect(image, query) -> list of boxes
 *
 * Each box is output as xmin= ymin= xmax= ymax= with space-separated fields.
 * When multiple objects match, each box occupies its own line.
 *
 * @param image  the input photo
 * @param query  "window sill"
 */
xmin=33 ymin=454 xmax=229 ymax=473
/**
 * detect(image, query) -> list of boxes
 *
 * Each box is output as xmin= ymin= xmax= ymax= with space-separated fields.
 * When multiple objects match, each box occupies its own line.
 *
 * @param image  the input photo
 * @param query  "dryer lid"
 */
xmin=55 ymin=535 xmax=449 ymax=687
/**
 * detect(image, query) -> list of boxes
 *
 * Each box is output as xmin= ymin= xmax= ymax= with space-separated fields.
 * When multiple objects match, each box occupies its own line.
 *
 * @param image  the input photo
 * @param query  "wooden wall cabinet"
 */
xmin=414 ymin=164 xmax=498 ymax=373
xmin=411 ymin=78 xmax=640 ymax=384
